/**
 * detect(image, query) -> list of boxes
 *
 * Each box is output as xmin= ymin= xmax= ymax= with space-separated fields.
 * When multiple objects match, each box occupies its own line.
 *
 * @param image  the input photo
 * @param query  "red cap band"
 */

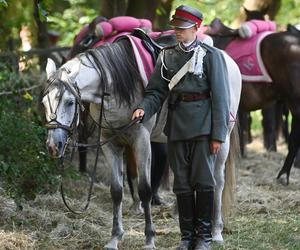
xmin=175 ymin=9 xmax=203 ymax=27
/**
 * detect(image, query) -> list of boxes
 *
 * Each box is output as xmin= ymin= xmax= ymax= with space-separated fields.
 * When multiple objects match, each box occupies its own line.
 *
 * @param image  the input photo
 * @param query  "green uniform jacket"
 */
xmin=138 ymin=40 xmax=230 ymax=142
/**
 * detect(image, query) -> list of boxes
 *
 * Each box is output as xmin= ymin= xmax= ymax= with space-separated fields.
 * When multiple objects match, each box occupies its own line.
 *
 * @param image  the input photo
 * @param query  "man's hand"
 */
xmin=132 ymin=109 xmax=145 ymax=121
xmin=210 ymin=140 xmax=222 ymax=154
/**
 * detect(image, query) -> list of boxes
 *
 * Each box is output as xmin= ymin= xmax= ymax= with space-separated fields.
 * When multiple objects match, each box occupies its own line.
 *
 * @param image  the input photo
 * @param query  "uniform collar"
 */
xmin=178 ymin=39 xmax=201 ymax=53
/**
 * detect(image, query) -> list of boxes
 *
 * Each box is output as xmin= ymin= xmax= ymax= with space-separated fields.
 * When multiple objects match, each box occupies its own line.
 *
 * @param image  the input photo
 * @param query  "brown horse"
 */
xmin=240 ymin=7 xmax=284 ymax=153
xmin=206 ymin=18 xmax=300 ymax=184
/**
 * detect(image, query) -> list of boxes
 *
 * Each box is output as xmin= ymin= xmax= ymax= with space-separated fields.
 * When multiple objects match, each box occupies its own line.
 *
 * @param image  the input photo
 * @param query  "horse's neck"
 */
xmin=75 ymin=62 xmax=144 ymax=121
xmin=89 ymin=85 xmax=143 ymax=128
xmin=211 ymin=36 xmax=235 ymax=50
xmin=73 ymin=56 xmax=106 ymax=104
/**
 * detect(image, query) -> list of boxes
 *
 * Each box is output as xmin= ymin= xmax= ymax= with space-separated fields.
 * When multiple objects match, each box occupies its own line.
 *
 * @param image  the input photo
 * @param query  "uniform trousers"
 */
xmin=167 ymin=138 xmax=217 ymax=194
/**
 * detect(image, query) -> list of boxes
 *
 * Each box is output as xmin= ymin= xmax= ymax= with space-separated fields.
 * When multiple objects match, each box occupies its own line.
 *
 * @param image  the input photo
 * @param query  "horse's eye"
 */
xmin=66 ymin=100 xmax=74 ymax=106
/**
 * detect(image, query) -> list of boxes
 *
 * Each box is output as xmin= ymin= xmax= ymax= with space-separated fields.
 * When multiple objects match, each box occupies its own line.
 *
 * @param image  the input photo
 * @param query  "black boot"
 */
xmin=194 ymin=189 xmax=214 ymax=250
xmin=176 ymin=192 xmax=195 ymax=250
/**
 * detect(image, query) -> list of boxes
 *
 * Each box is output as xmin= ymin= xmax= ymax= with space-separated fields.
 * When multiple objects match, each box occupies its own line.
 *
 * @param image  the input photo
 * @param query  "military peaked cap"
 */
xmin=170 ymin=5 xmax=203 ymax=29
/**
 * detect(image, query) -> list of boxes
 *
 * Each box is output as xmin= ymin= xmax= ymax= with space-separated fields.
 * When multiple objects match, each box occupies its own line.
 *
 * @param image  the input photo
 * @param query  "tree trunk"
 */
xmin=100 ymin=0 xmax=174 ymax=31
xmin=126 ymin=0 xmax=159 ymax=20
xmin=153 ymin=0 xmax=173 ymax=30
xmin=33 ymin=0 xmax=49 ymax=69
xmin=100 ymin=0 xmax=127 ymax=18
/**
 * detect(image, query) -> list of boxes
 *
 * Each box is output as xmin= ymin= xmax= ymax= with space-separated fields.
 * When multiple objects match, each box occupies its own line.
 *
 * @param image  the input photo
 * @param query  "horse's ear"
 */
xmin=262 ymin=6 xmax=269 ymax=14
xmin=243 ymin=6 xmax=250 ymax=14
xmin=46 ymin=58 xmax=57 ymax=79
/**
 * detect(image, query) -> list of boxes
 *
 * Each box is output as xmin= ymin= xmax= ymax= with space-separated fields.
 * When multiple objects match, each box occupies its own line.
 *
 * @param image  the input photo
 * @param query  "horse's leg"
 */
xmin=238 ymin=110 xmax=248 ymax=156
xmin=125 ymin=146 xmax=142 ymax=213
xmin=294 ymin=149 xmax=300 ymax=169
xmin=151 ymin=142 xmax=168 ymax=205
xmin=277 ymin=115 xmax=300 ymax=184
xmin=78 ymin=103 xmax=90 ymax=172
xmin=212 ymin=135 xmax=230 ymax=244
xmin=247 ymin=112 xmax=253 ymax=144
xmin=133 ymin=129 xmax=155 ymax=249
xmin=262 ymin=105 xmax=277 ymax=151
xmin=282 ymin=104 xmax=290 ymax=143
xmin=103 ymin=143 xmax=125 ymax=250
xmin=275 ymin=101 xmax=289 ymax=143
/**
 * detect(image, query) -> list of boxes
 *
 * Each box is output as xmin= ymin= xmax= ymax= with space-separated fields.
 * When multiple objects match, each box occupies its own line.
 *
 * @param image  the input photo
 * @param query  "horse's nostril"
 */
xmin=58 ymin=141 xmax=63 ymax=149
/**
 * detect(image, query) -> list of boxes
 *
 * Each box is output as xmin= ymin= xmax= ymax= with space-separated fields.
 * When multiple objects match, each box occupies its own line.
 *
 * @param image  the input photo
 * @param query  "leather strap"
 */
xmin=168 ymin=53 xmax=194 ymax=90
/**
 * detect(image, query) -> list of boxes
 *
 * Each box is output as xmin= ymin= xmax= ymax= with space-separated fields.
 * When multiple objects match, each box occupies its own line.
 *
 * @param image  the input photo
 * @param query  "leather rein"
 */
xmin=43 ymin=70 xmax=141 ymax=214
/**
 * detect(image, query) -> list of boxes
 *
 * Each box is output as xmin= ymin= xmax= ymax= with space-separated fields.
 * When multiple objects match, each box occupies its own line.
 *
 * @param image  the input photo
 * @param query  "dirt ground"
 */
xmin=0 ymin=136 xmax=300 ymax=250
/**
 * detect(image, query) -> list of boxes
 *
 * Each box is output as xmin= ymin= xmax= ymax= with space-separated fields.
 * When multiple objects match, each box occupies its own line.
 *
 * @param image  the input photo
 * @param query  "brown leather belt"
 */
xmin=179 ymin=92 xmax=210 ymax=102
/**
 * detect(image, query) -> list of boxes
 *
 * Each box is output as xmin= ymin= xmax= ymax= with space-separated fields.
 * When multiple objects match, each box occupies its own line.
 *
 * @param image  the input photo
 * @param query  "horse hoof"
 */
xmin=151 ymin=194 xmax=169 ymax=206
xmin=213 ymin=239 xmax=224 ymax=245
xmin=143 ymin=244 xmax=156 ymax=249
xmin=212 ymin=234 xmax=224 ymax=244
xmin=130 ymin=202 xmax=144 ymax=215
xmin=104 ymin=247 xmax=118 ymax=250
xmin=104 ymin=242 xmax=118 ymax=250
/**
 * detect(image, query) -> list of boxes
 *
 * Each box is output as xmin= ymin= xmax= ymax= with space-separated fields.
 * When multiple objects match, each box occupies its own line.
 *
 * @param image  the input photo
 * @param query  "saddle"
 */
xmin=287 ymin=24 xmax=300 ymax=37
xmin=206 ymin=18 xmax=239 ymax=37
xmin=131 ymin=28 xmax=164 ymax=64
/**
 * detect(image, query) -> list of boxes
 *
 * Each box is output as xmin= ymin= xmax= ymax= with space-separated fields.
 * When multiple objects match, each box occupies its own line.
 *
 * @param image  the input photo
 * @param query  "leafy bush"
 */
xmin=0 ymin=65 xmax=60 ymax=204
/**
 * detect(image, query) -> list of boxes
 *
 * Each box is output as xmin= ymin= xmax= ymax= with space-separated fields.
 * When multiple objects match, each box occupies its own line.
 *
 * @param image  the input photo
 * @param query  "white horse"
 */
xmin=212 ymin=50 xmax=241 ymax=243
xmin=42 ymin=37 xmax=241 ymax=249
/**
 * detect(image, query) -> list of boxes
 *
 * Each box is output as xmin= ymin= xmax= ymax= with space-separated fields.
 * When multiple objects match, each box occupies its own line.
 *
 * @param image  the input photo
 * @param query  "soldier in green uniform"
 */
xmin=132 ymin=5 xmax=230 ymax=250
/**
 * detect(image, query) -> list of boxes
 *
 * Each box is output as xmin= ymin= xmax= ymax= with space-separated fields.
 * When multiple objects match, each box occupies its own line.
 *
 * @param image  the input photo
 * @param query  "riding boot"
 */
xmin=176 ymin=192 xmax=195 ymax=250
xmin=151 ymin=142 xmax=168 ymax=205
xmin=194 ymin=188 xmax=214 ymax=250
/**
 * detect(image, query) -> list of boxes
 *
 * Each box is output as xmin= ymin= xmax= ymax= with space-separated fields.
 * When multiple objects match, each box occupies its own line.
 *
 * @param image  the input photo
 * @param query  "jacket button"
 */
xmin=169 ymin=51 xmax=173 ymax=55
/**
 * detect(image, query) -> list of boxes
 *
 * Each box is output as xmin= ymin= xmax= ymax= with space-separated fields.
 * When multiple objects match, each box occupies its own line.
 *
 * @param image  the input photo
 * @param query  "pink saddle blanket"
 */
xmin=226 ymin=31 xmax=273 ymax=82
xmin=93 ymin=30 xmax=212 ymax=88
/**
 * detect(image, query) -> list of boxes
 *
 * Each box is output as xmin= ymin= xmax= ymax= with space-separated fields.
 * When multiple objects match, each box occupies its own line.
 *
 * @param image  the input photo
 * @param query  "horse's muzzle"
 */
xmin=46 ymin=129 xmax=68 ymax=158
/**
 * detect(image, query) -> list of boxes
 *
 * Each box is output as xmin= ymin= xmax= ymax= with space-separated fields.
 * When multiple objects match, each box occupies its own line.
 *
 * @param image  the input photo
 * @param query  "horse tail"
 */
xmin=222 ymin=122 xmax=240 ymax=219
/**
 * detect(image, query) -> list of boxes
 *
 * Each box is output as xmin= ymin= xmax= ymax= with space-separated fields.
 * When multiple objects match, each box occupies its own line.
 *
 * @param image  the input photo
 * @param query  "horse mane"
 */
xmin=81 ymin=39 xmax=142 ymax=107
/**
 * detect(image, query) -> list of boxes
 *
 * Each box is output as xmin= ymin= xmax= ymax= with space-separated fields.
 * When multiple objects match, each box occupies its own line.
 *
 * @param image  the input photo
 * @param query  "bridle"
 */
xmin=43 ymin=67 xmax=141 ymax=214
xmin=43 ymin=69 xmax=85 ymax=134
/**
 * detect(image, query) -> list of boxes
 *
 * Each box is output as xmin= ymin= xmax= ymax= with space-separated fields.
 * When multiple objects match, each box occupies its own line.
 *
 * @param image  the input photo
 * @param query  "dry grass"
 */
xmin=1 ymin=136 xmax=300 ymax=249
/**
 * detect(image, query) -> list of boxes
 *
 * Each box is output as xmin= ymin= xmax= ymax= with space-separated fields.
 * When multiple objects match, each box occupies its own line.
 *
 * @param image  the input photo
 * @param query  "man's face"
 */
xmin=174 ymin=26 xmax=198 ymax=43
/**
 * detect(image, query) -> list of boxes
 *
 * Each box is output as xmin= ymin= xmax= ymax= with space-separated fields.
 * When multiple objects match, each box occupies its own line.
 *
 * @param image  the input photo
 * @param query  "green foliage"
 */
xmin=0 ymin=0 xmax=35 ymax=50
xmin=173 ymin=0 xmax=243 ymax=26
xmin=0 ymin=0 xmax=8 ymax=8
xmin=172 ymin=0 xmax=300 ymax=27
xmin=0 ymin=64 xmax=60 ymax=203
xmin=48 ymin=6 xmax=98 ymax=46
xmin=276 ymin=0 xmax=300 ymax=25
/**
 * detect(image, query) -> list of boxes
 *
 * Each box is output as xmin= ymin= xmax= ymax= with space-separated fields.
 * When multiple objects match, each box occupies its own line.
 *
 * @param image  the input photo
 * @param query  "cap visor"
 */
xmin=169 ymin=18 xmax=196 ymax=29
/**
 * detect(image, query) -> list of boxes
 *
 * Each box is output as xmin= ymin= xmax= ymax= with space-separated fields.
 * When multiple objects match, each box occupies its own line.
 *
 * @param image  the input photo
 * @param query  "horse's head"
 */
xmin=42 ymin=58 xmax=84 ymax=158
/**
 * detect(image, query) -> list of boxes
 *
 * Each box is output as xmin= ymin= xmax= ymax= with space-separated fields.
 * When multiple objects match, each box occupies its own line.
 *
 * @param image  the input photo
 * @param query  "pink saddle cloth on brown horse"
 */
xmin=225 ymin=20 xmax=276 ymax=83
